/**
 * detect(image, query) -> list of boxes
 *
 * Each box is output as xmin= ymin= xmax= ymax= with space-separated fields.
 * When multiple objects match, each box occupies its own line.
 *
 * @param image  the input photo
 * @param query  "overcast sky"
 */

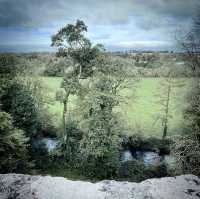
xmin=0 ymin=0 xmax=199 ymax=52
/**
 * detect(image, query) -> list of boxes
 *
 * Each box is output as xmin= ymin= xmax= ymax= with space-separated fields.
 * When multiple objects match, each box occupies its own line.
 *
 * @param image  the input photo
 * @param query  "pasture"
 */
xmin=41 ymin=76 xmax=192 ymax=137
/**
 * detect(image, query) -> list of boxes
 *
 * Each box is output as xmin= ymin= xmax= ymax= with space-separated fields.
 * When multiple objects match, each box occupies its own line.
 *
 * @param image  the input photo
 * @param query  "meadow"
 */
xmin=41 ymin=76 xmax=193 ymax=137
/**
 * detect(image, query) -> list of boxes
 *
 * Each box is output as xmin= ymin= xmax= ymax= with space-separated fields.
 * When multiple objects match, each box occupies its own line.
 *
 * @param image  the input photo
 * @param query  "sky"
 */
xmin=0 ymin=0 xmax=199 ymax=52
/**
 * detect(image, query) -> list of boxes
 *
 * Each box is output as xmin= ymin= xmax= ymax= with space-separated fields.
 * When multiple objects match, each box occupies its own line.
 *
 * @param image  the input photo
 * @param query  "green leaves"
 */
xmin=52 ymin=20 xmax=104 ymax=79
xmin=0 ymin=111 xmax=29 ymax=173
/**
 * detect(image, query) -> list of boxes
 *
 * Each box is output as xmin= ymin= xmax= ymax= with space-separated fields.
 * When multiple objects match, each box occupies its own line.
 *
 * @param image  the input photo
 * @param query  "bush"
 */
xmin=118 ymin=160 xmax=146 ymax=182
xmin=173 ymin=135 xmax=200 ymax=176
xmin=144 ymin=163 xmax=168 ymax=179
xmin=2 ymin=82 xmax=39 ymax=136
xmin=55 ymin=120 xmax=82 ymax=165
xmin=43 ymin=57 xmax=73 ymax=77
xmin=0 ymin=111 xmax=30 ymax=173
xmin=44 ymin=63 xmax=65 ymax=77
xmin=30 ymin=139 xmax=51 ymax=170
xmin=81 ymin=152 xmax=119 ymax=180
xmin=121 ymin=134 xmax=172 ymax=154
xmin=118 ymin=160 xmax=169 ymax=182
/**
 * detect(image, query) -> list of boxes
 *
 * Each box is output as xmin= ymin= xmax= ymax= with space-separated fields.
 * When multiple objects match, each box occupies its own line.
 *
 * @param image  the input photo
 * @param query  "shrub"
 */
xmin=81 ymin=152 xmax=119 ymax=180
xmin=118 ymin=160 xmax=146 ymax=182
xmin=144 ymin=163 xmax=168 ymax=179
xmin=30 ymin=139 xmax=50 ymax=170
xmin=173 ymin=135 xmax=200 ymax=176
xmin=55 ymin=120 xmax=82 ymax=165
xmin=118 ymin=160 xmax=169 ymax=182
xmin=0 ymin=111 xmax=30 ymax=173
xmin=121 ymin=134 xmax=172 ymax=154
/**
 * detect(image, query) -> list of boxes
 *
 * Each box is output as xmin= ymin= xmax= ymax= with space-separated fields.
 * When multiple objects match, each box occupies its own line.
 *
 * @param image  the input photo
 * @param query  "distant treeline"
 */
xmin=0 ymin=52 xmax=198 ymax=77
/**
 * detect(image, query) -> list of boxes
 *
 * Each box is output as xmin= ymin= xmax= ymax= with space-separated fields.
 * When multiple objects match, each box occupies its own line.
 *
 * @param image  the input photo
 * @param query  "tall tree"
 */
xmin=174 ymin=10 xmax=200 ymax=176
xmin=51 ymin=19 xmax=103 ymax=79
xmin=0 ymin=111 xmax=30 ymax=173
xmin=0 ymin=55 xmax=30 ymax=173
xmin=52 ymin=20 xmax=103 ymax=161
xmin=155 ymin=72 xmax=185 ymax=139
xmin=79 ymin=55 xmax=130 ymax=178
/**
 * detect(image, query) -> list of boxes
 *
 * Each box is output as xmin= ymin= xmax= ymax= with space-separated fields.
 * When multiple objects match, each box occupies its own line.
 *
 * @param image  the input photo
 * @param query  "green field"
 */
xmin=41 ymin=76 xmax=192 ymax=138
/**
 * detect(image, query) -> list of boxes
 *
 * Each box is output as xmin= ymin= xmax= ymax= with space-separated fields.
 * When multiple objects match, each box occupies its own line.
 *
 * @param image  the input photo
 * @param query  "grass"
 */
xmin=41 ymin=76 xmax=192 ymax=138
xmin=33 ymin=167 xmax=93 ymax=181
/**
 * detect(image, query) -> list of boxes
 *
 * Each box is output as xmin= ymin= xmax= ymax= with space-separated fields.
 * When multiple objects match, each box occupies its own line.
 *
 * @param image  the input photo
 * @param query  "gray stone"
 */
xmin=0 ymin=174 xmax=200 ymax=199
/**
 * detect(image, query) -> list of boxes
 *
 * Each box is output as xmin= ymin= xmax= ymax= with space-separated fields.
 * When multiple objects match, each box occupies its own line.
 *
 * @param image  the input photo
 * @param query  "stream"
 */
xmin=121 ymin=150 xmax=175 ymax=166
xmin=34 ymin=137 xmax=58 ymax=153
xmin=36 ymin=138 xmax=175 ymax=167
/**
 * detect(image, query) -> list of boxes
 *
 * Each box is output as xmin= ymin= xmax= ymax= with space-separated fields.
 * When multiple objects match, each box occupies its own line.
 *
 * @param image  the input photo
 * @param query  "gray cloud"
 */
xmin=0 ymin=0 xmax=199 ymax=28
xmin=0 ymin=0 xmax=199 ymax=51
xmin=0 ymin=0 xmax=133 ymax=27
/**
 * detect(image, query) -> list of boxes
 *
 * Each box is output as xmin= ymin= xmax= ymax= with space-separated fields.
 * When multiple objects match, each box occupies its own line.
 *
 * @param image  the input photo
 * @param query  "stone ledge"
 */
xmin=0 ymin=174 xmax=200 ymax=199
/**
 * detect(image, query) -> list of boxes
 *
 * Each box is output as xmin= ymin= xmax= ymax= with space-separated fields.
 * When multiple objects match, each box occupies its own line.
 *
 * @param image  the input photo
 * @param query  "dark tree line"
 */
xmin=174 ymin=10 xmax=200 ymax=176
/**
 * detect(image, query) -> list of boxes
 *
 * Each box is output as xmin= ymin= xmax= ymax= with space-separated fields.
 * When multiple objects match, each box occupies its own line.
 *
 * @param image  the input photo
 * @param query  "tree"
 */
xmin=174 ymin=10 xmax=200 ymax=176
xmin=52 ymin=19 xmax=103 ymax=129
xmin=56 ymin=72 xmax=81 ymax=161
xmin=79 ymin=55 xmax=130 ymax=178
xmin=52 ymin=20 xmax=104 ymax=161
xmin=0 ymin=54 xmax=50 ymax=138
xmin=80 ymin=73 xmax=121 ymax=178
xmin=56 ymin=119 xmax=82 ymax=165
xmin=51 ymin=19 xmax=104 ymax=79
xmin=0 ymin=111 xmax=29 ymax=173
xmin=0 ymin=54 xmax=21 ymax=107
xmin=155 ymin=71 xmax=185 ymax=139
xmin=52 ymin=20 xmax=130 ymax=178
xmin=2 ymin=81 xmax=39 ymax=137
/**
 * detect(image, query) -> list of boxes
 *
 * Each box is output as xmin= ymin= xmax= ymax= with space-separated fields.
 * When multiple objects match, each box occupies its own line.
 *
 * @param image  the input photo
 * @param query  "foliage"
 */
xmin=134 ymin=53 xmax=161 ymax=68
xmin=30 ymin=138 xmax=51 ymax=170
xmin=80 ymin=73 xmax=121 ymax=179
xmin=154 ymin=72 xmax=185 ymax=139
xmin=0 ymin=54 xmax=21 ymax=102
xmin=56 ymin=120 xmax=82 ymax=164
xmin=44 ymin=57 xmax=73 ymax=77
xmin=121 ymin=134 xmax=172 ymax=154
xmin=173 ymin=135 xmax=200 ymax=176
xmin=51 ymin=19 xmax=104 ymax=79
xmin=174 ymin=82 xmax=200 ymax=176
xmin=51 ymin=20 xmax=105 ymax=163
xmin=118 ymin=160 xmax=168 ymax=182
xmin=2 ymin=82 xmax=39 ymax=136
xmin=44 ymin=76 xmax=190 ymax=137
xmin=184 ymin=83 xmax=200 ymax=141
xmin=144 ymin=163 xmax=168 ymax=179
xmin=0 ymin=111 xmax=30 ymax=173
xmin=118 ymin=160 xmax=146 ymax=182
xmin=174 ymin=11 xmax=200 ymax=177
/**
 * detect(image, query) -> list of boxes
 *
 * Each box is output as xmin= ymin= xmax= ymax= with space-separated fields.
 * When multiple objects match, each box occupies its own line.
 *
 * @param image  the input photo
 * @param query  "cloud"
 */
xmin=0 ymin=0 xmax=133 ymax=27
xmin=118 ymin=40 xmax=172 ymax=48
xmin=0 ymin=0 xmax=199 ymax=27
xmin=0 ymin=0 xmax=199 ymax=51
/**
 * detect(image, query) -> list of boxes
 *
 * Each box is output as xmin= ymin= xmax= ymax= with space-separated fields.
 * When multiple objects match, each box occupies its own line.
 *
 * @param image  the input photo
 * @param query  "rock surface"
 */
xmin=0 ymin=174 xmax=200 ymax=199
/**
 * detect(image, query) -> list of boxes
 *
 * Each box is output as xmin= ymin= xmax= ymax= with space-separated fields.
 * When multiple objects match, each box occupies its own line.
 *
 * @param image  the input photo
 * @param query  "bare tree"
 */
xmin=155 ymin=71 xmax=185 ymax=139
xmin=180 ymin=11 xmax=200 ymax=76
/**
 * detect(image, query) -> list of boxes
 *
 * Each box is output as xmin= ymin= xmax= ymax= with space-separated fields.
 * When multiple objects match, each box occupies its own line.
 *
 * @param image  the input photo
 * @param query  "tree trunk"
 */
xmin=162 ymin=124 xmax=167 ymax=139
xmin=62 ymin=92 xmax=70 ymax=160
xmin=63 ymin=99 xmax=68 ymax=135
xmin=79 ymin=65 xmax=82 ymax=79
xmin=163 ymin=84 xmax=171 ymax=139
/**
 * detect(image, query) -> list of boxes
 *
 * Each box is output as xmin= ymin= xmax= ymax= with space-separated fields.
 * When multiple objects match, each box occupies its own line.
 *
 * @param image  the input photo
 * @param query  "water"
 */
xmin=139 ymin=151 xmax=161 ymax=166
xmin=41 ymin=138 xmax=58 ymax=152
xmin=121 ymin=150 xmax=174 ymax=166
xmin=121 ymin=150 xmax=133 ymax=162
xmin=34 ymin=137 xmax=58 ymax=153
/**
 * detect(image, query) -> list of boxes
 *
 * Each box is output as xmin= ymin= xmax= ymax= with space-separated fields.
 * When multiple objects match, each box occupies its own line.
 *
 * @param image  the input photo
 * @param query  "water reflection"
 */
xmin=121 ymin=150 xmax=175 ymax=166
